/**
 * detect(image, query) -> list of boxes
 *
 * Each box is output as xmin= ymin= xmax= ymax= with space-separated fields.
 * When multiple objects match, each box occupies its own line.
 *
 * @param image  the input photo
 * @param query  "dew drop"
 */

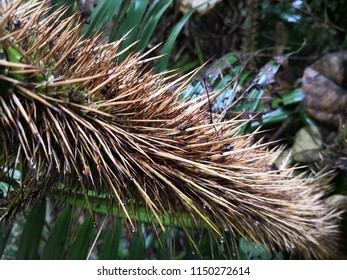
xmin=224 ymin=225 xmax=229 ymax=232
xmin=291 ymin=243 xmax=296 ymax=249
xmin=77 ymin=176 xmax=81 ymax=181
xmin=122 ymin=200 xmax=127 ymax=206
xmin=131 ymin=227 xmax=137 ymax=233
xmin=191 ymin=251 xmax=196 ymax=255
xmin=220 ymin=236 xmax=225 ymax=244
xmin=255 ymin=221 xmax=260 ymax=227
xmin=30 ymin=159 xmax=37 ymax=170
xmin=129 ymin=176 xmax=134 ymax=181
xmin=65 ymin=163 xmax=70 ymax=173
xmin=168 ymin=210 xmax=172 ymax=215
xmin=93 ymin=222 xmax=98 ymax=228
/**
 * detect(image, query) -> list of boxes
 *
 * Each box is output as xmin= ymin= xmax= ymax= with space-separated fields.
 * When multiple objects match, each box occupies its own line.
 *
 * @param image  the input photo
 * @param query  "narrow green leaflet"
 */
xmin=16 ymin=202 xmax=46 ymax=259
xmin=134 ymin=0 xmax=172 ymax=52
xmin=272 ymin=88 xmax=304 ymax=108
xmin=42 ymin=205 xmax=72 ymax=260
xmin=281 ymin=88 xmax=304 ymax=106
xmin=48 ymin=0 xmax=78 ymax=17
xmin=117 ymin=0 xmax=149 ymax=60
xmin=128 ymin=230 xmax=145 ymax=260
xmin=110 ymin=1 xmax=132 ymax=40
xmin=156 ymin=3 xmax=206 ymax=72
xmin=67 ymin=216 xmax=94 ymax=260
xmin=82 ymin=0 xmax=122 ymax=37
xmin=250 ymin=107 xmax=292 ymax=129
xmin=99 ymin=219 xmax=122 ymax=260
xmin=155 ymin=231 xmax=170 ymax=260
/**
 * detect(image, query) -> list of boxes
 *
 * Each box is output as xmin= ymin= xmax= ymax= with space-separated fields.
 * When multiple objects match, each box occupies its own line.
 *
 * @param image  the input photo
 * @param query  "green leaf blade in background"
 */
xmin=42 ymin=205 xmax=72 ymax=260
xmin=0 ymin=224 xmax=13 ymax=259
xmin=16 ymin=201 xmax=46 ymax=260
xmin=117 ymin=0 xmax=149 ymax=60
xmin=49 ymin=0 xmax=78 ymax=17
xmin=67 ymin=216 xmax=94 ymax=260
xmin=156 ymin=3 xmax=206 ymax=72
xmin=99 ymin=219 xmax=122 ymax=260
xmin=134 ymin=0 xmax=172 ymax=53
xmin=82 ymin=0 xmax=122 ymax=37
xmin=128 ymin=229 xmax=145 ymax=260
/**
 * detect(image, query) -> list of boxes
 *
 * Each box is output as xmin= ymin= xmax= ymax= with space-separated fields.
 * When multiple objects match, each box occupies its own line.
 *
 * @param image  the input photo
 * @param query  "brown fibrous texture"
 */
xmin=0 ymin=0 xmax=344 ymax=258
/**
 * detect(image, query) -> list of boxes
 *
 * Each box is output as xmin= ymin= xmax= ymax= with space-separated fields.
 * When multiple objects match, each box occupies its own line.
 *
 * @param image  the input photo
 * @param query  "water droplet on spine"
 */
xmin=131 ymin=227 xmax=137 ymax=233
xmin=30 ymin=159 xmax=37 ymax=170
xmin=220 ymin=236 xmax=225 ymax=244
xmin=65 ymin=163 xmax=70 ymax=172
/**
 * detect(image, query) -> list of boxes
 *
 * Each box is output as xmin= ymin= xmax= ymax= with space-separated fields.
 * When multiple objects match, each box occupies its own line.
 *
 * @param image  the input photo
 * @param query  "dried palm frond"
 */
xmin=0 ymin=0 xmax=344 ymax=259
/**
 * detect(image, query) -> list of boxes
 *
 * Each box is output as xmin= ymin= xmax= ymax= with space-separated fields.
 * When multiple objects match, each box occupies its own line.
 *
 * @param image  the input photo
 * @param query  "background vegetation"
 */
xmin=1 ymin=0 xmax=346 ymax=260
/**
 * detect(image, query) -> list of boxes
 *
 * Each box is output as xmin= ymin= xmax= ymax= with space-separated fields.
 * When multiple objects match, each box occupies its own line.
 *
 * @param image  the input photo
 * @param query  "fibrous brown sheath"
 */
xmin=0 ymin=0 xmax=343 ymax=258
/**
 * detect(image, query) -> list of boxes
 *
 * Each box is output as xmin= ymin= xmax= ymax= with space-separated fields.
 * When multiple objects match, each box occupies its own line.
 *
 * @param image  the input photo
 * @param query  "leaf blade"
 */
xmin=16 ymin=201 xmax=46 ymax=260
xmin=42 ymin=205 xmax=72 ymax=260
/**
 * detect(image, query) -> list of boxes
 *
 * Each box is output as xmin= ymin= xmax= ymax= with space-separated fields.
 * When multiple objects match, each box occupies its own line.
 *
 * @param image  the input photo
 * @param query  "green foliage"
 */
xmin=82 ymin=0 xmax=122 ymax=37
xmin=40 ymin=0 xmax=200 ymax=71
xmin=2 ymin=202 xmax=275 ymax=260
xmin=156 ymin=3 xmax=205 ymax=72
xmin=113 ymin=0 xmax=172 ymax=54
xmin=239 ymin=237 xmax=283 ymax=260
xmin=181 ymin=52 xmax=307 ymax=133
xmin=128 ymin=230 xmax=146 ymax=260
xmin=16 ymin=202 xmax=45 ymax=259
xmin=98 ymin=219 xmax=122 ymax=260
xmin=0 ymin=224 xmax=12 ymax=258
xmin=259 ymin=0 xmax=346 ymax=56
xmin=67 ymin=216 xmax=94 ymax=260
xmin=42 ymin=206 xmax=72 ymax=260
